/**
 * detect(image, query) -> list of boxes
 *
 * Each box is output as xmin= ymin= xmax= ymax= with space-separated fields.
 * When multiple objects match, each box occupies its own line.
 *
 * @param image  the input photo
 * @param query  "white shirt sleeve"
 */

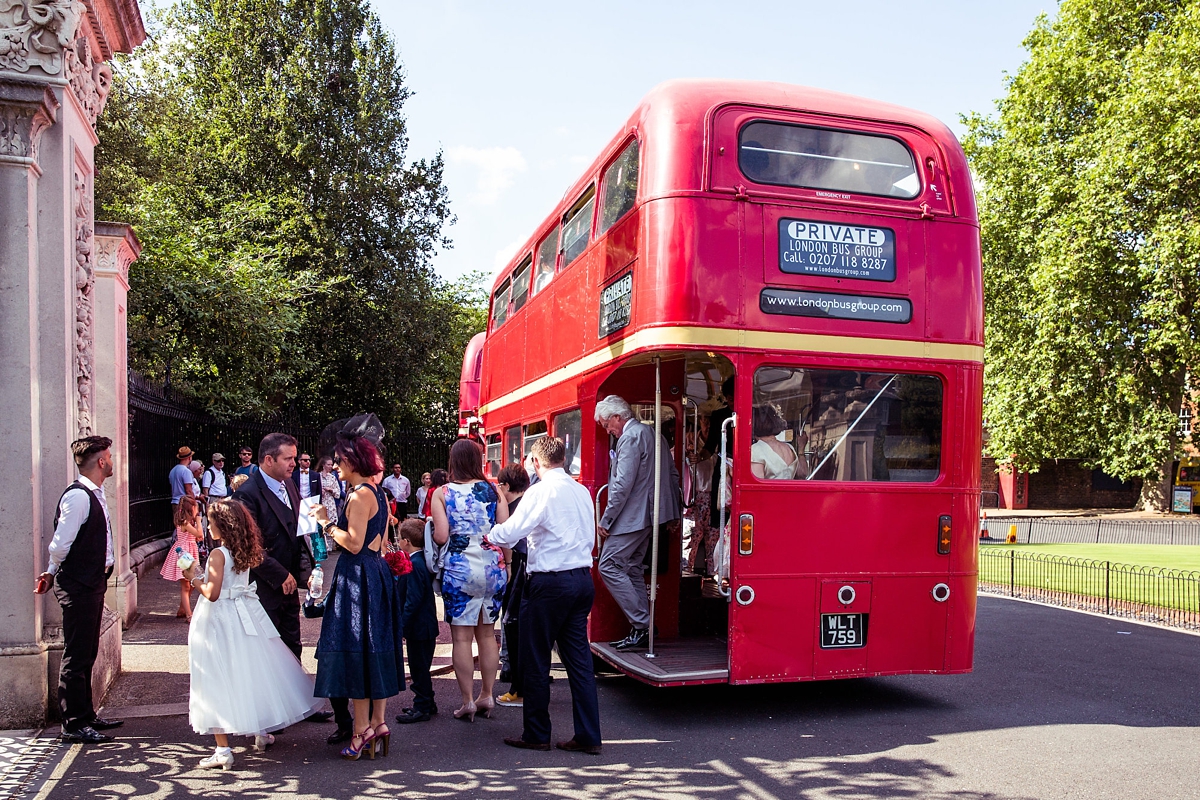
xmin=488 ymin=487 xmax=546 ymax=548
xmin=46 ymin=488 xmax=91 ymax=575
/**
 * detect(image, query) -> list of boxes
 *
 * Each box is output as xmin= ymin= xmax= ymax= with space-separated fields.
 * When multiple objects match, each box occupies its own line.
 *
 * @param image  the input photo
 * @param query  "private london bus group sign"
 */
xmin=599 ymin=272 xmax=633 ymax=338
xmin=779 ymin=218 xmax=896 ymax=282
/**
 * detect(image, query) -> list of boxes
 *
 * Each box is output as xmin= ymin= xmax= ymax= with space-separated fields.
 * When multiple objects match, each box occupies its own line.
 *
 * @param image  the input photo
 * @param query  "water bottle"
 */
xmin=175 ymin=546 xmax=194 ymax=572
xmin=308 ymin=564 xmax=324 ymax=601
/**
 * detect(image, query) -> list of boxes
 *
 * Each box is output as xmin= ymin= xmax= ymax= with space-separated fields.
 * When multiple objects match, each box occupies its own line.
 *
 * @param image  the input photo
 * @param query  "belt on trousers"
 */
xmin=528 ymin=567 xmax=590 ymax=580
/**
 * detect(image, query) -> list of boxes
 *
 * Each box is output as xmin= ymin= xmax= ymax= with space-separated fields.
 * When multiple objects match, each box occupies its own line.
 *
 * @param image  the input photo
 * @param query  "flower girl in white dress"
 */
xmin=183 ymin=499 xmax=321 ymax=770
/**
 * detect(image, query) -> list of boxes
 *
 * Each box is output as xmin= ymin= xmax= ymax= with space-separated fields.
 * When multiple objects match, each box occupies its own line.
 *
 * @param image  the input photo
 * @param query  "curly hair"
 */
xmin=206 ymin=499 xmax=265 ymax=574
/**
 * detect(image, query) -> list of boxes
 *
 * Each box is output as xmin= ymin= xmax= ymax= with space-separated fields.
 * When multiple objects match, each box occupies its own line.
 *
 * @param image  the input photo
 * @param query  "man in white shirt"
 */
xmin=202 ymin=453 xmax=228 ymax=500
xmin=381 ymin=463 xmax=411 ymax=521
xmin=488 ymin=436 xmax=602 ymax=756
xmin=34 ymin=436 xmax=123 ymax=743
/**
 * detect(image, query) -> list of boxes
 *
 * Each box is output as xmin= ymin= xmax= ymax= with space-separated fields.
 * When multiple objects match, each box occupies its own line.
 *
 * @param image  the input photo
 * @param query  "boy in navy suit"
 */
xmin=395 ymin=518 xmax=439 ymax=723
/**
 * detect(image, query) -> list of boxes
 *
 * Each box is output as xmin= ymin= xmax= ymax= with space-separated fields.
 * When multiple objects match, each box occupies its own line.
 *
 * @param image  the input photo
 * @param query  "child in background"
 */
xmin=184 ymin=499 xmax=322 ymax=770
xmin=161 ymin=495 xmax=202 ymax=620
xmin=394 ymin=518 xmax=439 ymax=724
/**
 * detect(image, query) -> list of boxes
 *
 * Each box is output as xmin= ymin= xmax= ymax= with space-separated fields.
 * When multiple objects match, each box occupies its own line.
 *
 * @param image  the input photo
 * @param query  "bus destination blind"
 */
xmin=779 ymin=218 xmax=896 ymax=281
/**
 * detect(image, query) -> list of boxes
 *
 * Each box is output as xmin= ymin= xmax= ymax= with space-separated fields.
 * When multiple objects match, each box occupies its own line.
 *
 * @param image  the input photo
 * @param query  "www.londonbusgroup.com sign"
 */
xmin=779 ymin=219 xmax=896 ymax=281
xmin=760 ymin=288 xmax=912 ymax=324
xmin=599 ymin=272 xmax=633 ymax=338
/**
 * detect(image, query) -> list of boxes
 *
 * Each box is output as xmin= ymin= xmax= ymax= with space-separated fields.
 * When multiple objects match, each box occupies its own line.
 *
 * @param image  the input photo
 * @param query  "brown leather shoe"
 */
xmin=556 ymin=738 xmax=602 ymax=755
xmin=503 ymin=736 xmax=551 ymax=751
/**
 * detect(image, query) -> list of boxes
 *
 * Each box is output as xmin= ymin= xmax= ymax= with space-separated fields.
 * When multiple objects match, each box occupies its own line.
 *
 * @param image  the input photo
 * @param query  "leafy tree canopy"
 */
xmin=97 ymin=0 xmax=481 ymax=436
xmin=963 ymin=0 xmax=1200 ymax=507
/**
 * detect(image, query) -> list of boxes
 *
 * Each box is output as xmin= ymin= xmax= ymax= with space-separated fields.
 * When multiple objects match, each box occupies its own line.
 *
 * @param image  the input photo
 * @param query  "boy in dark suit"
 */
xmin=395 ymin=518 xmax=439 ymax=723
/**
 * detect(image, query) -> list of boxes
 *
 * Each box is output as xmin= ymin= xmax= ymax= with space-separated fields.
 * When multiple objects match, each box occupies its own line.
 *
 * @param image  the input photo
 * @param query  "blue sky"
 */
xmin=373 ymin=1 xmax=1057 ymax=285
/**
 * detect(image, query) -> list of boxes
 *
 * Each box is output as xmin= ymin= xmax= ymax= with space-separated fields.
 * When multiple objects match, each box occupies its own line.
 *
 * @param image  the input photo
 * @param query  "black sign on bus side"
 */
xmin=779 ymin=218 xmax=897 ymax=282
xmin=599 ymin=272 xmax=633 ymax=338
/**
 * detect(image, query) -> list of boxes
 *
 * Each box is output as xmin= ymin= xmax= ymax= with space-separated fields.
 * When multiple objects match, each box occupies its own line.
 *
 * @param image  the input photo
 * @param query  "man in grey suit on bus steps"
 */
xmin=594 ymin=395 xmax=681 ymax=651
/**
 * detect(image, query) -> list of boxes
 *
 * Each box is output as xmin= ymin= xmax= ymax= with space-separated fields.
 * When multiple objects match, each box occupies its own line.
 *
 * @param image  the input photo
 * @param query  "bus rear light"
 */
xmin=738 ymin=514 xmax=754 ymax=555
xmin=937 ymin=515 xmax=952 ymax=555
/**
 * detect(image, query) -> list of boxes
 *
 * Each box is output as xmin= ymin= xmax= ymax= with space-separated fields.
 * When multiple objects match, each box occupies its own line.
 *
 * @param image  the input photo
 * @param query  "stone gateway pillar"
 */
xmin=0 ymin=0 xmax=144 ymax=727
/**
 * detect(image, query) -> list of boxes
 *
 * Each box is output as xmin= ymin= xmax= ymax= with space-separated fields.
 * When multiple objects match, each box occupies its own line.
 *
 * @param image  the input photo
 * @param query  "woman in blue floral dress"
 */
xmin=431 ymin=439 xmax=509 ymax=721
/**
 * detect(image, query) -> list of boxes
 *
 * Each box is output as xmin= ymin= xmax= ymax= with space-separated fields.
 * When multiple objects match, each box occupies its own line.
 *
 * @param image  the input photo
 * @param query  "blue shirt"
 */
xmin=234 ymin=464 xmax=259 ymax=477
xmin=168 ymin=464 xmax=194 ymax=504
xmin=261 ymin=471 xmax=292 ymax=508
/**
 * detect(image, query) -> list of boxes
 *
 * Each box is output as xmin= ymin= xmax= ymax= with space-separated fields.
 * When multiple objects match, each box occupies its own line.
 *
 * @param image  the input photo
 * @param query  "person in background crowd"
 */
xmin=394 ymin=518 xmax=438 ymax=724
xmin=382 ymin=463 xmax=411 ymax=524
xmin=161 ymin=495 xmax=203 ymax=619
xmin=594 ymin=395 xmax=681 ymax=652
xmin=202 ymin=454 xmax=229 ymax=501
xmin=293 ymin=453 xmax=321 ymax=502
xmin=415 ymin=473 xmax=432 ymax=520
xmin=317 ymin=457 xmax=342 ymax=550
xmin=313 ymin=432 xmax=404 ymax=760
xmin=421 ymin=469 xmax=449 ymax=519
xmin=189 ymin=460 xmax=205 ymax=505
xmin=495 ymin=463 xmax=530 ymax=708
xmin=229 ymin=474 xmax=250 ymax=494
xmin=170 ymin=446 xmax=196 ymax=511
xmin=431 ymin=439 xmax=508 ymax=722
xmin=35 ymin=436 xmax=123 ymax=744
xmin=488 ymin=436 xmax=602 ymax=755
xmin=234 ymin=446 xmax=259 ymax=478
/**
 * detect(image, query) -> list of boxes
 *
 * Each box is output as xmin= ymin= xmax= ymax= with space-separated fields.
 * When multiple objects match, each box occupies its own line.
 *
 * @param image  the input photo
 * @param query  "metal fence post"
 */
xmin=1105 ymin=561 xmax=1111 ymax=616
xmin=1096 ymin=518 xmax=1102 ymax=544
xmin=1010 ymin=549 xmax=1015 ymax=596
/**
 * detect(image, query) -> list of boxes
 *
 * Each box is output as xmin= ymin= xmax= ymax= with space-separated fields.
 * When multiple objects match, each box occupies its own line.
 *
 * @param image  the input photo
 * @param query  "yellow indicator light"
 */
xmin=739 ymin=514 xmax=754 ymax=555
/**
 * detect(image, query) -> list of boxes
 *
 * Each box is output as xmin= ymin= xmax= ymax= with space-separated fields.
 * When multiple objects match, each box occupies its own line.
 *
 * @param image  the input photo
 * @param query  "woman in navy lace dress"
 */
xmin=431 ymin=439 xmax=509 ymax=721
xmin=313 ymin=434 xmax=404 ymax=760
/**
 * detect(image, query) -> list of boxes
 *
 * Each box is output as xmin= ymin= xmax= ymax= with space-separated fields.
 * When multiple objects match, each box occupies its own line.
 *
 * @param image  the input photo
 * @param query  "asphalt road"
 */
xmin=45 ymin=596 xmax=1200 ymax=800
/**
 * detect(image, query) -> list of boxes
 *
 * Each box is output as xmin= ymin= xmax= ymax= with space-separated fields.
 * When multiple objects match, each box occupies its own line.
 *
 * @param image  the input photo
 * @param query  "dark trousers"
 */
xmin=519 ymin=567 xmax=601 ymax=747
xmin=54 ymin=578 xmax=106 ymax=731
xmin=502 ymin=552 xmax=527 ymax=695
xmin=263 ymin=594 xmax=302 ymax=659
xmin=406 ymin=638 xmax=436 ymax=713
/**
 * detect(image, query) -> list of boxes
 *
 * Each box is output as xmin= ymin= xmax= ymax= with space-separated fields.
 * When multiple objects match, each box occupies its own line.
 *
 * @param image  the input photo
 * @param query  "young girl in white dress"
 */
xmin=183 ymin=498 xmax=321 ymax=770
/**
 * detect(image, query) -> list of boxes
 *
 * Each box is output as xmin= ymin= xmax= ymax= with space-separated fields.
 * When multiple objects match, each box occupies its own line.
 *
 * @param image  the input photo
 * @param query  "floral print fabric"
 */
xmin=440 ymin=481 xmax=507 ymax=625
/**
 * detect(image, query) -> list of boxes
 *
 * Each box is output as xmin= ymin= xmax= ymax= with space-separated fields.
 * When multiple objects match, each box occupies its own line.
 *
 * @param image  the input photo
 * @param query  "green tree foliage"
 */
xmin=96 ymin=0 xmax=474 ymax=435
xmin=963 ymin=0 xmax=1200 ymax=508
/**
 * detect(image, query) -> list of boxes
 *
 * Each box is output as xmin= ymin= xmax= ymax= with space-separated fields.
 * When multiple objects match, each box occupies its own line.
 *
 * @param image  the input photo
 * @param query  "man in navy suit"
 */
xmin=292 ymin=452 xmax=322 ymax=504
xmin=395 ymin=519 xmax=439 ymax=724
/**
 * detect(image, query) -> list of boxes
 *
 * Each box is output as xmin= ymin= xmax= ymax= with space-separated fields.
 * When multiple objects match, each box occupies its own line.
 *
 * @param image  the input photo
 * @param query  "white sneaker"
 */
xmin=198 ymin=751 xmax=234 ymax=770
xmin=253 ymin=733 xmax=275 ymax=751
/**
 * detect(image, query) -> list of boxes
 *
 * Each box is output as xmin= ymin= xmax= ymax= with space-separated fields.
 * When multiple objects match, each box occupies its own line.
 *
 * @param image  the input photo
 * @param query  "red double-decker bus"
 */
xmin=462 ymin=80 xmax=982 ymax=686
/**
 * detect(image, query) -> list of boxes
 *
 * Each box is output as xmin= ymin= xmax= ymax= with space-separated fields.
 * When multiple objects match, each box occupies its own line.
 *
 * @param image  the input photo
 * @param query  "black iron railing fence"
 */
xmin=128 ymin=371 xmax=453 ymax=546
xmin=980 ymin=516 xmax=1200 ymax=546
xmin=979 ymin=547 xmax=1200 ymax=631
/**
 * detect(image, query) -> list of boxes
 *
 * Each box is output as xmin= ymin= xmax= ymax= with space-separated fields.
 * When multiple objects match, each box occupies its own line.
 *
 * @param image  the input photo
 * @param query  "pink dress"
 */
xmin=161 ymin=525 xmax=200 ymax=582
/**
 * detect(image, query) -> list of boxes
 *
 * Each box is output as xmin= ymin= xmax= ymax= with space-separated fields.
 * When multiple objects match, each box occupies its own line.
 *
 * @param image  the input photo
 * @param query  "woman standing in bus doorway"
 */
xmin=750 ymin=405 xmax=801 ymax=480
xmin=431 ymin=439 xmax=509 ymax=722
xmin=684 ymin=417 xmax=717 ymax=575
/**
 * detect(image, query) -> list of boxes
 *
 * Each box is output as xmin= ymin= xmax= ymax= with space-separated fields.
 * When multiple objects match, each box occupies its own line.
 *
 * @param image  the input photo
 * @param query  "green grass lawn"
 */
xmin=987 ymin=543 xmax=1200 ymax=572
xmin=979 ymin=543 xmax=1200 ymax=611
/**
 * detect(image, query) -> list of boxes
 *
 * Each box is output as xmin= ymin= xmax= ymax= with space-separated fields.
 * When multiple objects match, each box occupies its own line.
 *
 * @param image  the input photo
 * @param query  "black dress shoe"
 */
xmin=89 ymin=717 xmax=124 ymax=731
xmin=395 ymin=708 xmax=432 ymax=724
xmin=60 ymin=726 xmax=113 ymax=744
xmin=326 ymin=725 xmax=352 ymax=744
xmin=401 ymin=705 xmax=438 ymax=716
xmin=614 ymin=628 xmax=649 ymax=651
xmin=305 ymin=710 xmax=335 ymax=723
xmin=503 ymin=736 xmax=551 ymax=751
xmin=556 ymin=738 xmax=602 ymax=755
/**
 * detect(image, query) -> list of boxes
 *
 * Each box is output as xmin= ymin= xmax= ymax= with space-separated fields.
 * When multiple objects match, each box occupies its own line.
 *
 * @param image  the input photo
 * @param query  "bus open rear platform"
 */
xmin=591 ymin=638 xmax=728 ymax=686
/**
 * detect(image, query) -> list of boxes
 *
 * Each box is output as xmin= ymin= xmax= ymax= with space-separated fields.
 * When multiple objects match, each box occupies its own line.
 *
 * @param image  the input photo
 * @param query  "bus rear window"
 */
xmin=752 ymin=367 xmax=942 ymax=482
xmin=739 ymin=121 xmax=920 ymax=199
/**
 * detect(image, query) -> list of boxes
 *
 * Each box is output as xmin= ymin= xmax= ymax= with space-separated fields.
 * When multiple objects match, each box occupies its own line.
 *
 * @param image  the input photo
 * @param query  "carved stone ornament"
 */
xmin=0 ymin=82 xmax=57 ymax=161
xmin=64 ymin=34 xmax=110 ymax=128
xmin=74 ymin=161 xmax=94 ymax=436
xmin=0 ymin=0 xmax=86 ymax=76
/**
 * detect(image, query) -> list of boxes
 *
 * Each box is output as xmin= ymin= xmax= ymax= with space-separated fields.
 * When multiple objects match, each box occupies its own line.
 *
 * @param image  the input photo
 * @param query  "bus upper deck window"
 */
xmin=511 ymin=256 xmax=532 ymax=313
xmin=560 ymin=186 xmax=596 ymax=268
xmin=738 ymin=121 xmax=920 ymax=199
xmin=533 ymin=226 xmax=559 ymax=294
xmin=492 ymin=278 xmax=511 ymax=329
xmin=598 ymin=140 xmax=639 ymax=235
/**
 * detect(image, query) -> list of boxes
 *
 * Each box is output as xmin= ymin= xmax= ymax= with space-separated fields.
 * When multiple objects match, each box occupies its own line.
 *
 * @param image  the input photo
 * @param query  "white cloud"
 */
xmin=490 ymin=239 xmax=524 ymax=282
xmin=446 ymin=145 xmax=527 ymax=205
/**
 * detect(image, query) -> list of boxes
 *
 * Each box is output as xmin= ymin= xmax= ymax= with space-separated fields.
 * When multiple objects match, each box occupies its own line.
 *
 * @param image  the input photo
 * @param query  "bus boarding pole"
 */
xmin=647 ymin=356 xmax=663 ymax=659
